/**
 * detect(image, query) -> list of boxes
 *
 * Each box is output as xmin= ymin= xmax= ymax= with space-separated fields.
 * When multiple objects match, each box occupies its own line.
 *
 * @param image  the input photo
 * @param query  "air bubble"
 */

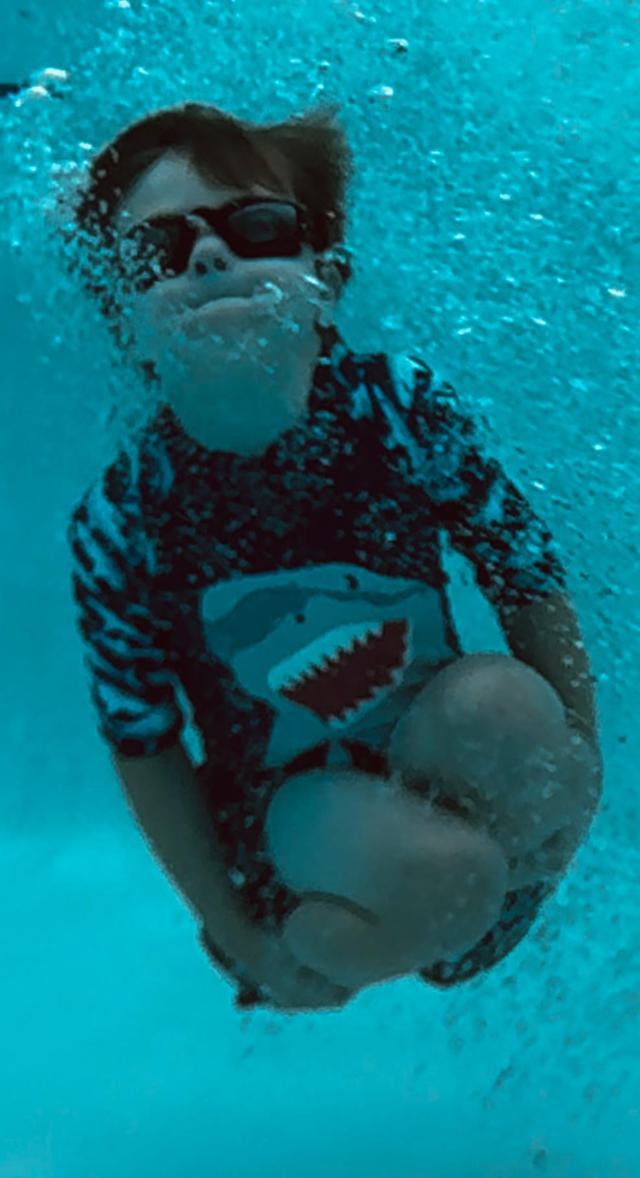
xmin=368 ymin=84 xmax=394 ymax=101
xmin=37 ymin=68 xmax=69 ymax=85
xmin=15 ymin=86 xmax=51 ymax=107
xmin=254 ymin=281 xmax=285 ymax=304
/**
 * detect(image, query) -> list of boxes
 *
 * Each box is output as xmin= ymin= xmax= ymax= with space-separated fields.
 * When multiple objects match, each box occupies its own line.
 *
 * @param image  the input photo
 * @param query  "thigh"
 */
xmin=264 ymin=766 xmax=411 ymax=917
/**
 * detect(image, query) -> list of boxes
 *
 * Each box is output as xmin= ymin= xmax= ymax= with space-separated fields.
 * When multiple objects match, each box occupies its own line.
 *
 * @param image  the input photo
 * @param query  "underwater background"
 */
xmin=0 ymin=1 xmax=638 ymax=1174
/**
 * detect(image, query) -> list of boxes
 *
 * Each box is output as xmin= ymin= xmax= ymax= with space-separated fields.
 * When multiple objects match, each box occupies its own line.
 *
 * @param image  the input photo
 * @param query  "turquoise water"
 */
xmin=1 ymin=1 xmax=638 ymax=1174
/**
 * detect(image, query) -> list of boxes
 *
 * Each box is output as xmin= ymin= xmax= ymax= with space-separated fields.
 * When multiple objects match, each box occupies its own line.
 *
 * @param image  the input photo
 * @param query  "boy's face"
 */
xmin=113 ymin=149 xmax=335 ymax=381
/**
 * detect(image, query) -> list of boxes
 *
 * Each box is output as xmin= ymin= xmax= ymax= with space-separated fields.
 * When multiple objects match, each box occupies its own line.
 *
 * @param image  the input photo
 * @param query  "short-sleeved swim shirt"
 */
xmin=67 ymin=324 xmax=566 ymax=778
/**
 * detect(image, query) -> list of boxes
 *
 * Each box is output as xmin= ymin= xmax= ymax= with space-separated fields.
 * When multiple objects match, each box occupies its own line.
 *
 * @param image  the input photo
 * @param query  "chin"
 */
xmin=177 ymin=407 xmax=299 ymax=455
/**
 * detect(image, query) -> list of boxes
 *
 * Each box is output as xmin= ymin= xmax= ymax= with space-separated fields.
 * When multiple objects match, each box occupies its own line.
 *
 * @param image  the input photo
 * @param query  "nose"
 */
xmin=188 ymin=231 xmax=231 ymax=276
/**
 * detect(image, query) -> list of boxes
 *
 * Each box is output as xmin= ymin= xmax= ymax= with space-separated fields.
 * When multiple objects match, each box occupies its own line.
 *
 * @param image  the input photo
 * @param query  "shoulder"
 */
xmin=325 ymin=328 xmax=457 ymax=423
xmin=384 ymin=353 xmax=437 ymax=408
xmin=67 ymin=419 xmax=167 ymax=573
xmin=68 ymin=437 xmax=138 ymax=532
xmin=340 ymin=347 xmax=500 ymax=502
xmin=73 ymin=406 xmax=177 ymax=519
xmin=357 ymin=347 xmax=464 ymax=419
xmin=344 ymin=345 xmax=475 ymax=440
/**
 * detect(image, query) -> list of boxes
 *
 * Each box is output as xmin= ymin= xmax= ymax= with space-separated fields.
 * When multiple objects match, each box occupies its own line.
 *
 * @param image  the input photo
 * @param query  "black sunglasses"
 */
xmin=117 ymin=197 xmax=312 ymax=291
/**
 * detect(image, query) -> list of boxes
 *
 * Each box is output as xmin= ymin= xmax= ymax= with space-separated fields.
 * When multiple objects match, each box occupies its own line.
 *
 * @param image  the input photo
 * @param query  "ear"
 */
xmin=314 ymin=246 xmax=352 ymax=302
xmin=313 ymin=249 xmax=351 ymax=328
xmin=315 ymin=259 xmax=341 ymax=303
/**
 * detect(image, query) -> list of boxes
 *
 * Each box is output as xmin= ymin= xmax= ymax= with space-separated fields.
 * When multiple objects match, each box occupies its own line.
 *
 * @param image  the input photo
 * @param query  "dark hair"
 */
xmin=70 ymin=100 xmax=355 ymax=335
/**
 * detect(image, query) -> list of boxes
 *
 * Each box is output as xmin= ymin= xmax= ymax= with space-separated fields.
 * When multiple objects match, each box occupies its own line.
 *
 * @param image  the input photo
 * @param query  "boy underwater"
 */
xmin=65 ymin=102 xmax=602 ymax=1011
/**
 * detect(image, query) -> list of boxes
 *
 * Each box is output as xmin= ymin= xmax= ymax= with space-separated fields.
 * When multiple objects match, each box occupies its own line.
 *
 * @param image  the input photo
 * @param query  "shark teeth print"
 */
xmin=268 ymin=618 xmax=410 ymax=727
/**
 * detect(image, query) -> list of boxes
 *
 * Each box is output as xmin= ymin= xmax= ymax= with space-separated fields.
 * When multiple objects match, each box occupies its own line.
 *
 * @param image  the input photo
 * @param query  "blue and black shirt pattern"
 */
xmin=68 ymin=324 xmax=565 ymax=986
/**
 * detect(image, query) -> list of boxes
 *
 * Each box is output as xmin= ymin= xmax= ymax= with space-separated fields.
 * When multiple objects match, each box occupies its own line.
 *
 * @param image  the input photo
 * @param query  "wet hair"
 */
xmin=69 ymin=100 xmax=355 ymax=336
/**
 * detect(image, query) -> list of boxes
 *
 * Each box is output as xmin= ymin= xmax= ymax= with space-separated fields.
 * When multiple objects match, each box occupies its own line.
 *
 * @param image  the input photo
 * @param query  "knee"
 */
xmin=432 ymin=653 xmax=566 ymax=738
xmin=389 ymin=652 xmax=566 ymax=773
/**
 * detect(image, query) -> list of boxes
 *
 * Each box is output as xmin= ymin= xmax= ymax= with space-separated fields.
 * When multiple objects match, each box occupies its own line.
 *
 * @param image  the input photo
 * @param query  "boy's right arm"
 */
xmin=68 ymin=456 xmax=350 ymax=1010
xmin=66 ymin=456 xmax=254 ymax=958
xmin=113 ymin=742 xmax=269 ymax=970
xmin=113 ymin=743 xmax=354 ymax=1011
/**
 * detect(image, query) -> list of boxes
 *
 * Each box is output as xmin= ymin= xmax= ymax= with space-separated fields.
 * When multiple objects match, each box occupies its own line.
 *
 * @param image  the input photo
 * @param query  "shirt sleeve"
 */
xmin=391 ymin=354 xmax=567 ymax=610
xmin=67 ymin=444 xmax=184 ymax=758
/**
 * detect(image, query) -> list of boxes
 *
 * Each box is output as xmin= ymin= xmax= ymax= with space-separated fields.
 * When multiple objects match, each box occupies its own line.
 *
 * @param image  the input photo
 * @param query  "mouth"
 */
xmin=193 ymin=294 xmax=253 ymax=309
xmin=182 ymin=295 xmax=260 ymax=325
xmin=212 ymin=295 xmax=255 ymax=308
xmin=178 ymin=284 xmax=286 ymax=337
xmin=186 ymin=282 xmax=283 ymax=313
xmin=180 ymin=295 xmax=256 ymax=329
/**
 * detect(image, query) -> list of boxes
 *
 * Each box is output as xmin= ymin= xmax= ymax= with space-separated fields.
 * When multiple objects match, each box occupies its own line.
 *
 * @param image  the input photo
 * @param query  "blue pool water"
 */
xmin=0 ymin=1 xmax=638 ymax=1174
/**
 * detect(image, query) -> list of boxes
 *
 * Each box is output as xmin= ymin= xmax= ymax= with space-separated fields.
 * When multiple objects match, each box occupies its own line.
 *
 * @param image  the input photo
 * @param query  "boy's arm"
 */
xmin=68 ymin=459 xmax=266 ymax=975
xmin=393 ymin=358 xmax=601 ymax=756
xmin=393 ymin=359 xmax=603 ymax=862
xmin=67 ymin=456 xmax=281 ymax=996
xmin=498 ymin=590 xmax=600 ymax=754
xmin=499 ymin=590 xmax=603 ymax=879
xmin=113 ymin=743 xmax=270 ymax=973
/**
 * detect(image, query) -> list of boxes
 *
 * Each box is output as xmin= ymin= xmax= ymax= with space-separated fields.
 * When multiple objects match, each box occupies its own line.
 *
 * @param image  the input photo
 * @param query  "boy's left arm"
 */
xmin=393 ymin=359 xmax=603 ymax=866
xmin=498 ymin=590 xmax=601 ymax=755
xmin=497 ymin=590 xmax=603 ymax=880
xmin=394 ymin=361 xmax=604 ymax=984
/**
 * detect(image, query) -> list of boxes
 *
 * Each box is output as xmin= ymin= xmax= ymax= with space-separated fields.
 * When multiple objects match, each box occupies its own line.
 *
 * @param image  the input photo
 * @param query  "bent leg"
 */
xmin=388 ymin=652 xmax=601 ymax=879
xmin=264 ymin=768 xmax=508 ymax=989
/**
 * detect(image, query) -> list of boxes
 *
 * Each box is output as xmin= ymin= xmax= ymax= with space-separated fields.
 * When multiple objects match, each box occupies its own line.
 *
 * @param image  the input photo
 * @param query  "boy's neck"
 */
xmin=155 ymin=323 xmax=341 ymax=459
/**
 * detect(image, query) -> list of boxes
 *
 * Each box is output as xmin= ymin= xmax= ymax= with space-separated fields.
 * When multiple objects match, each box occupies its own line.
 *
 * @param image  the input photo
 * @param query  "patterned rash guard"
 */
xmin=68 ymin=324 xmax=566 ymax=987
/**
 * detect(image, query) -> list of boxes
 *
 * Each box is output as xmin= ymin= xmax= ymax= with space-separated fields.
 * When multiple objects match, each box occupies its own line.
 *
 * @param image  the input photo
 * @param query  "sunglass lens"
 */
xmin=227 ymin=202 xmax=302 ymax=254
xmin=121 ymin=216 xmax=193 ymax=288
